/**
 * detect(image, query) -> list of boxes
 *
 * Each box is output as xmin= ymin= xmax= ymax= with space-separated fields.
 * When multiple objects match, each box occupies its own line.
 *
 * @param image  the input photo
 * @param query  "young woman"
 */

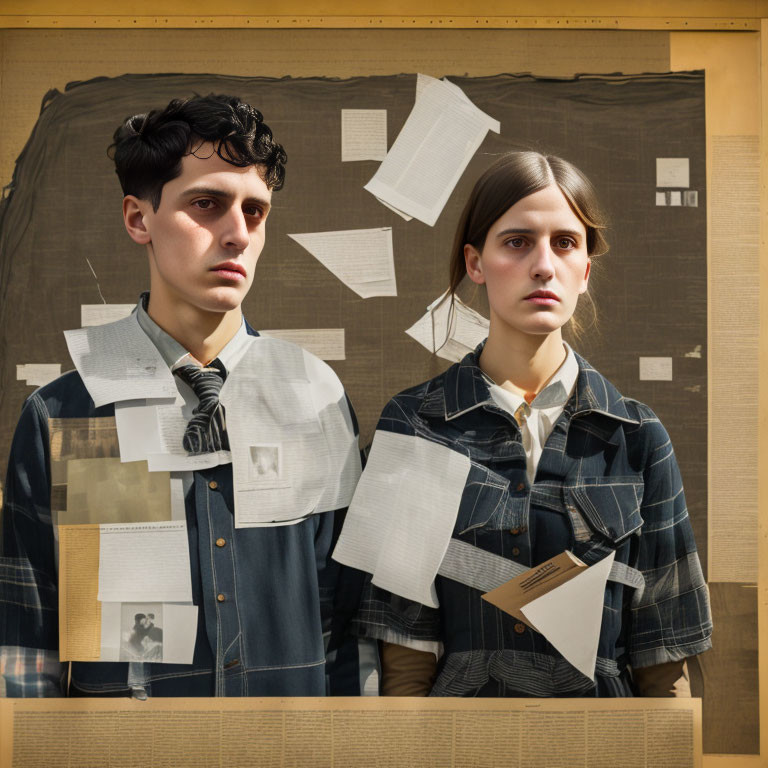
xmin=336 ymin=151 xmax=712 ymax=697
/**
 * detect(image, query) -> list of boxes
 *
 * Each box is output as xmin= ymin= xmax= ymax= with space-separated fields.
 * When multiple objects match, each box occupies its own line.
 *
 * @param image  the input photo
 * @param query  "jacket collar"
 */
xmin=423 ymin=342 xmax=639 ymax=425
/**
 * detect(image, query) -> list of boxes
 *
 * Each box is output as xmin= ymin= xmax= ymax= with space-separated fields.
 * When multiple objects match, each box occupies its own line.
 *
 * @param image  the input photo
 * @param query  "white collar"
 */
xmin=488 ymin=342 xmax=578 ymax=413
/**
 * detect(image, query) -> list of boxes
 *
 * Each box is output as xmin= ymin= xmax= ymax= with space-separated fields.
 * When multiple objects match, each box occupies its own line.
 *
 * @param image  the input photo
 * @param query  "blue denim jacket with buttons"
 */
xmin=351 ymin=345 xmax=712 ymax=697
xmin=0 ymin=324 xmax=365 ymax=697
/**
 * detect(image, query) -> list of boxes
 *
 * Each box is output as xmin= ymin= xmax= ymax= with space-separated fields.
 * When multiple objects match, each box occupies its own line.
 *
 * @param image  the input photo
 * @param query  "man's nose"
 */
xmin=222 ymin=208 xmax=250 ymax=250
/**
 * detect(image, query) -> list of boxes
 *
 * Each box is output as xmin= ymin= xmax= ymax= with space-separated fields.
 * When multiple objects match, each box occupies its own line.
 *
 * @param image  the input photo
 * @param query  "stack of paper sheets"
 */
xmin=405 ymin=291 xmax=489 ymax=362
xmin=365 ymin=74 xmax=501 ymax=226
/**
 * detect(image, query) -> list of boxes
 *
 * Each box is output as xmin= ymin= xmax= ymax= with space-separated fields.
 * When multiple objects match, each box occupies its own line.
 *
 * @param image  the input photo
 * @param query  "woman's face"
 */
xmin=464 ymin=184 xmax=591 ymax=339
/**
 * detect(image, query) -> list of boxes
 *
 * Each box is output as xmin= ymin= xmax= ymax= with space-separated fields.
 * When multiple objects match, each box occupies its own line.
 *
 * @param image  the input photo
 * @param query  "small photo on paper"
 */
xmin=120 ymin=603 xmax=164 ymax=662
xmin=249 ymin=444 xmax=281 ymax=485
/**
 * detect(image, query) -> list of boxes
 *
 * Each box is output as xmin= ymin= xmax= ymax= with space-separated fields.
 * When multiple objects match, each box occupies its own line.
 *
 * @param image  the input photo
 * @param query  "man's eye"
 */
xmin=244 ymin=205 xmax=263 ymax=218
xmin=192 ymin=199 xmax=215 ymax=210
xmin=506 ymin=237 xmax=526 ymax=248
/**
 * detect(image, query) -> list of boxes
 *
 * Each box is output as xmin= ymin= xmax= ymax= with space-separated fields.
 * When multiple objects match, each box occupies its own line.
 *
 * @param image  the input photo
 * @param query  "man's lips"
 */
xmin=211 ymin=262 xmax=246 ymax=280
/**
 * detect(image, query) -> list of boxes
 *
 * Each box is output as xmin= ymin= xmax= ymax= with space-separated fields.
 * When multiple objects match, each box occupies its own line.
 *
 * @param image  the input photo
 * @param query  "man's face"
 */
xmin=130 ymin=145 xmax=273 ymax=317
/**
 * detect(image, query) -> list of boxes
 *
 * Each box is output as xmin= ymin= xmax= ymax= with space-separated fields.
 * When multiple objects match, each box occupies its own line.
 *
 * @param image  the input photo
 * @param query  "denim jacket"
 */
xmin=350 ymin=346 xmax=712 ymax=697
xmin=0 ymin=322 xmax=367 ymax=697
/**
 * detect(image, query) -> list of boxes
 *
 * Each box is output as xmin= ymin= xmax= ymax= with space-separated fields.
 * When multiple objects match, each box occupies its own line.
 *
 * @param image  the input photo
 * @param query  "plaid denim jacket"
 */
xmin=352 ymin=346 xmax=712 ymax=697
xmin=0 ymin=321 xmax=368 ymax=698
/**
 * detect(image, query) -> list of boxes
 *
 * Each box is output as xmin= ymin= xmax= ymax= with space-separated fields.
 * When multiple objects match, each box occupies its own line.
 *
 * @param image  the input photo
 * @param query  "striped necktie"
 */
xmin=173 ymin=360 xmax=229 ymax=455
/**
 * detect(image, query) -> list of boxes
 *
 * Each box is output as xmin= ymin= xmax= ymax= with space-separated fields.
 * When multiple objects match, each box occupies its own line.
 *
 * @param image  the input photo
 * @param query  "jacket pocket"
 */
xmin=455 ymin=465 xmax=513 ymax=535
xmin=564 ymin=477 xmax=644 ymax=544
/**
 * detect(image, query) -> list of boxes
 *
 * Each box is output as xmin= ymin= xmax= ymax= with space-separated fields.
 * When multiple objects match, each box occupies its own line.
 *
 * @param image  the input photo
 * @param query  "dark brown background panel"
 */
xmin=0 ymin=70 xmax=708 ymax=564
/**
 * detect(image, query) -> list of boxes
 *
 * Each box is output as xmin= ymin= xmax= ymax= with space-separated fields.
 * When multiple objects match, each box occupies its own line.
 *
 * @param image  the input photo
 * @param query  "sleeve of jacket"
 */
xmin=628 ymin=409 xmax=713 ymax=669
xmin=0 ymin=392 xmax=66 ymax=696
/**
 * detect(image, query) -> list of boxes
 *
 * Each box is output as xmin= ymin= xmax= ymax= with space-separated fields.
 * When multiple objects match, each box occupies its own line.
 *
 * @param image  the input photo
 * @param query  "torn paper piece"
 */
xmin=64 ymin=313 xmax=177 ymax=407
xmin=521 ymin=552 xmax=615 ymax=679
xmin=656 ymin=157 xmax=690 ymax=188
xmin=58 ymin=524 xmax=102 ymax=661
xmin=261 ymin=329 xmax=346 ymax=360
xmin=341 ymin=109 xmax=387 ymax=162
xmin=100 ymin=602 xmax=198 ymax=664
xmin=406 ymin=291 xmax=489 ymax=363
xmin=223 ymin=339 xmax=336 ymax=526
xmin=683 ymin=190 xmax=699 ymax=207
xmin=80 ymin=304 xmax=134 ymax=327
xmin=655 ymin=192 xmax=667 ymax=206
xmin=333 ymin=430 xmax=471 ymax=608
xmin=639 ymin=356 xmax=673 ymax=381
xmin=684 ymin=345 xmax=702 ymax=359
xmin=97 ymin=521 xmax=193 ymax=603
xmin=670 ymin=191 xmax=682 ymax=207
xmin=16 ymin=363 xmax=61 ymax=387
xmin=114 ymin=398 xmax=167 ymax=463
xmin=364 ymin=75 xmax=500 ymax=226
xmin=169 ymin=474 xmax=188 ymax=521
xmin=289 ymin=228 xmax=396 ymax=298
xmin=49 ymin=418 xmax=120 ymax=514
xmin=64 ymin=457 xmax=171 ymax=525
xmin=304 ymin=349 xmax=362 ymax=515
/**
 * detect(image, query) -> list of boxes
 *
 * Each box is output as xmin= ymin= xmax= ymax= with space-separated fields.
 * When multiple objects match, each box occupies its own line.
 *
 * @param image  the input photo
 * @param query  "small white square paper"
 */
xmin=341 ymin=109 xmax=387 ymax=162
xmin=639 ymin=357 xmax=673 ymax=381
xmin=656 ymin=158 xmax=689 ymax=188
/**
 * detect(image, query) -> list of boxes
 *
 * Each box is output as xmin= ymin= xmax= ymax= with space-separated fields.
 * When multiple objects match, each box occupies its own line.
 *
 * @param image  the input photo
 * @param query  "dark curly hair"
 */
xmin=109 ymin=93 xmax=287 ymax=211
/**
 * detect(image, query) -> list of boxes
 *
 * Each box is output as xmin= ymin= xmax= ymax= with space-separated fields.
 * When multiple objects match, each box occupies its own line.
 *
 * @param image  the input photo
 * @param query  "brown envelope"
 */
xmin=481 ymin=550 xmax=587 ymax=627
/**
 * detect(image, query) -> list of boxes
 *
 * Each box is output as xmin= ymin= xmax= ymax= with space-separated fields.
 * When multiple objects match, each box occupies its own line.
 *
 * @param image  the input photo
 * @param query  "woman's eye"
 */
xmin=555 ymin=237 xmax=575 ymax=249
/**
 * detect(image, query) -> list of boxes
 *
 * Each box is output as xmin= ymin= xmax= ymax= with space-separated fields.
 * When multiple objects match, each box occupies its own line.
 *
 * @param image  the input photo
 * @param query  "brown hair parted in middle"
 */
xmin=448 ymin=151 xmax=609 ymax=338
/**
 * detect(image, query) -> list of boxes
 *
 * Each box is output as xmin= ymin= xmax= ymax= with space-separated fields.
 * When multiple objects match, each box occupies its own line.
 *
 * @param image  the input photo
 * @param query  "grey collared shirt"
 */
xmin=135 ymin=292 xmax=251 ymax=376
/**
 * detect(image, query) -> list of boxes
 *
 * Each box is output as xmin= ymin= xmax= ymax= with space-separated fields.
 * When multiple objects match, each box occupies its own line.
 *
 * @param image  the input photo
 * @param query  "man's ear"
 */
xmin=464 ymin=244 xmax=485 ymax=285
xmin=122 ymin=195 xmax=152 ymax=245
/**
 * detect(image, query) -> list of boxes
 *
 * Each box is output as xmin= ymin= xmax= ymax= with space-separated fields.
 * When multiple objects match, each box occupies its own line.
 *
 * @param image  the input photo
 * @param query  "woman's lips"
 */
xmin=525 ymin=296 xmax=559 ymax=305
xmin=524 ymin=291 xmax=560 ymax=305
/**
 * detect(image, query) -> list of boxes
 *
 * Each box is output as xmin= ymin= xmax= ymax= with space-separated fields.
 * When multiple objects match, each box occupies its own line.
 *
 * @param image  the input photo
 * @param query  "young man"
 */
xmin=0 ymin=94 xmax=369 ymax=697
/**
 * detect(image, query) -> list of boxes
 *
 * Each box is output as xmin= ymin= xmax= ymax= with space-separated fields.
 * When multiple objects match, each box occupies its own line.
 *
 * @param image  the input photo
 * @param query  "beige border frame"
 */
xmin=0 ymin=4 xmax=763 ymax=766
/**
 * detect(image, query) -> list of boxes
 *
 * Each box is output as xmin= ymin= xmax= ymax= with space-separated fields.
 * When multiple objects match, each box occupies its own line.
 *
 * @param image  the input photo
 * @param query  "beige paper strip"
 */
xmin=64 ymin=457 xmax=171 ymax=525
xmin=48 ymin=417 xmax=120 ymax=484
xmin=708 ymin=135 xmax=760 ymax=583
xmin=57 ymin=524 xmax=101 ymax=662
xmin=0 ymin=696 xmax=702 ymax=768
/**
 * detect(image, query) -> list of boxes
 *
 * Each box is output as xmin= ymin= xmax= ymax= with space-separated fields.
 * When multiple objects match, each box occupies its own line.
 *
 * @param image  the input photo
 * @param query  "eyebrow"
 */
xmin=495 ymin=228 xmax=583 ymax=238
xmin=181 ymin=186 xmax=272 ymax=210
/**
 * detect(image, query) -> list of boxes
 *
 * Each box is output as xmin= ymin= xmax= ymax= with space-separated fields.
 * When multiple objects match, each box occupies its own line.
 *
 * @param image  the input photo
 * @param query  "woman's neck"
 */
xmin=479 ymin=325 xmax=566 ymax=397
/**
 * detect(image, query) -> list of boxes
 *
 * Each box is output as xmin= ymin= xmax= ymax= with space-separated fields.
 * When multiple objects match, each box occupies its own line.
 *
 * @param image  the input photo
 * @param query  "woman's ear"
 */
xmin=122 ymin=196 xmax=152 ymax=245
xmin=464 ymin=244 xmax=485 ymax=285
xmin=579 ymin=258 xmax=592 ymax=294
